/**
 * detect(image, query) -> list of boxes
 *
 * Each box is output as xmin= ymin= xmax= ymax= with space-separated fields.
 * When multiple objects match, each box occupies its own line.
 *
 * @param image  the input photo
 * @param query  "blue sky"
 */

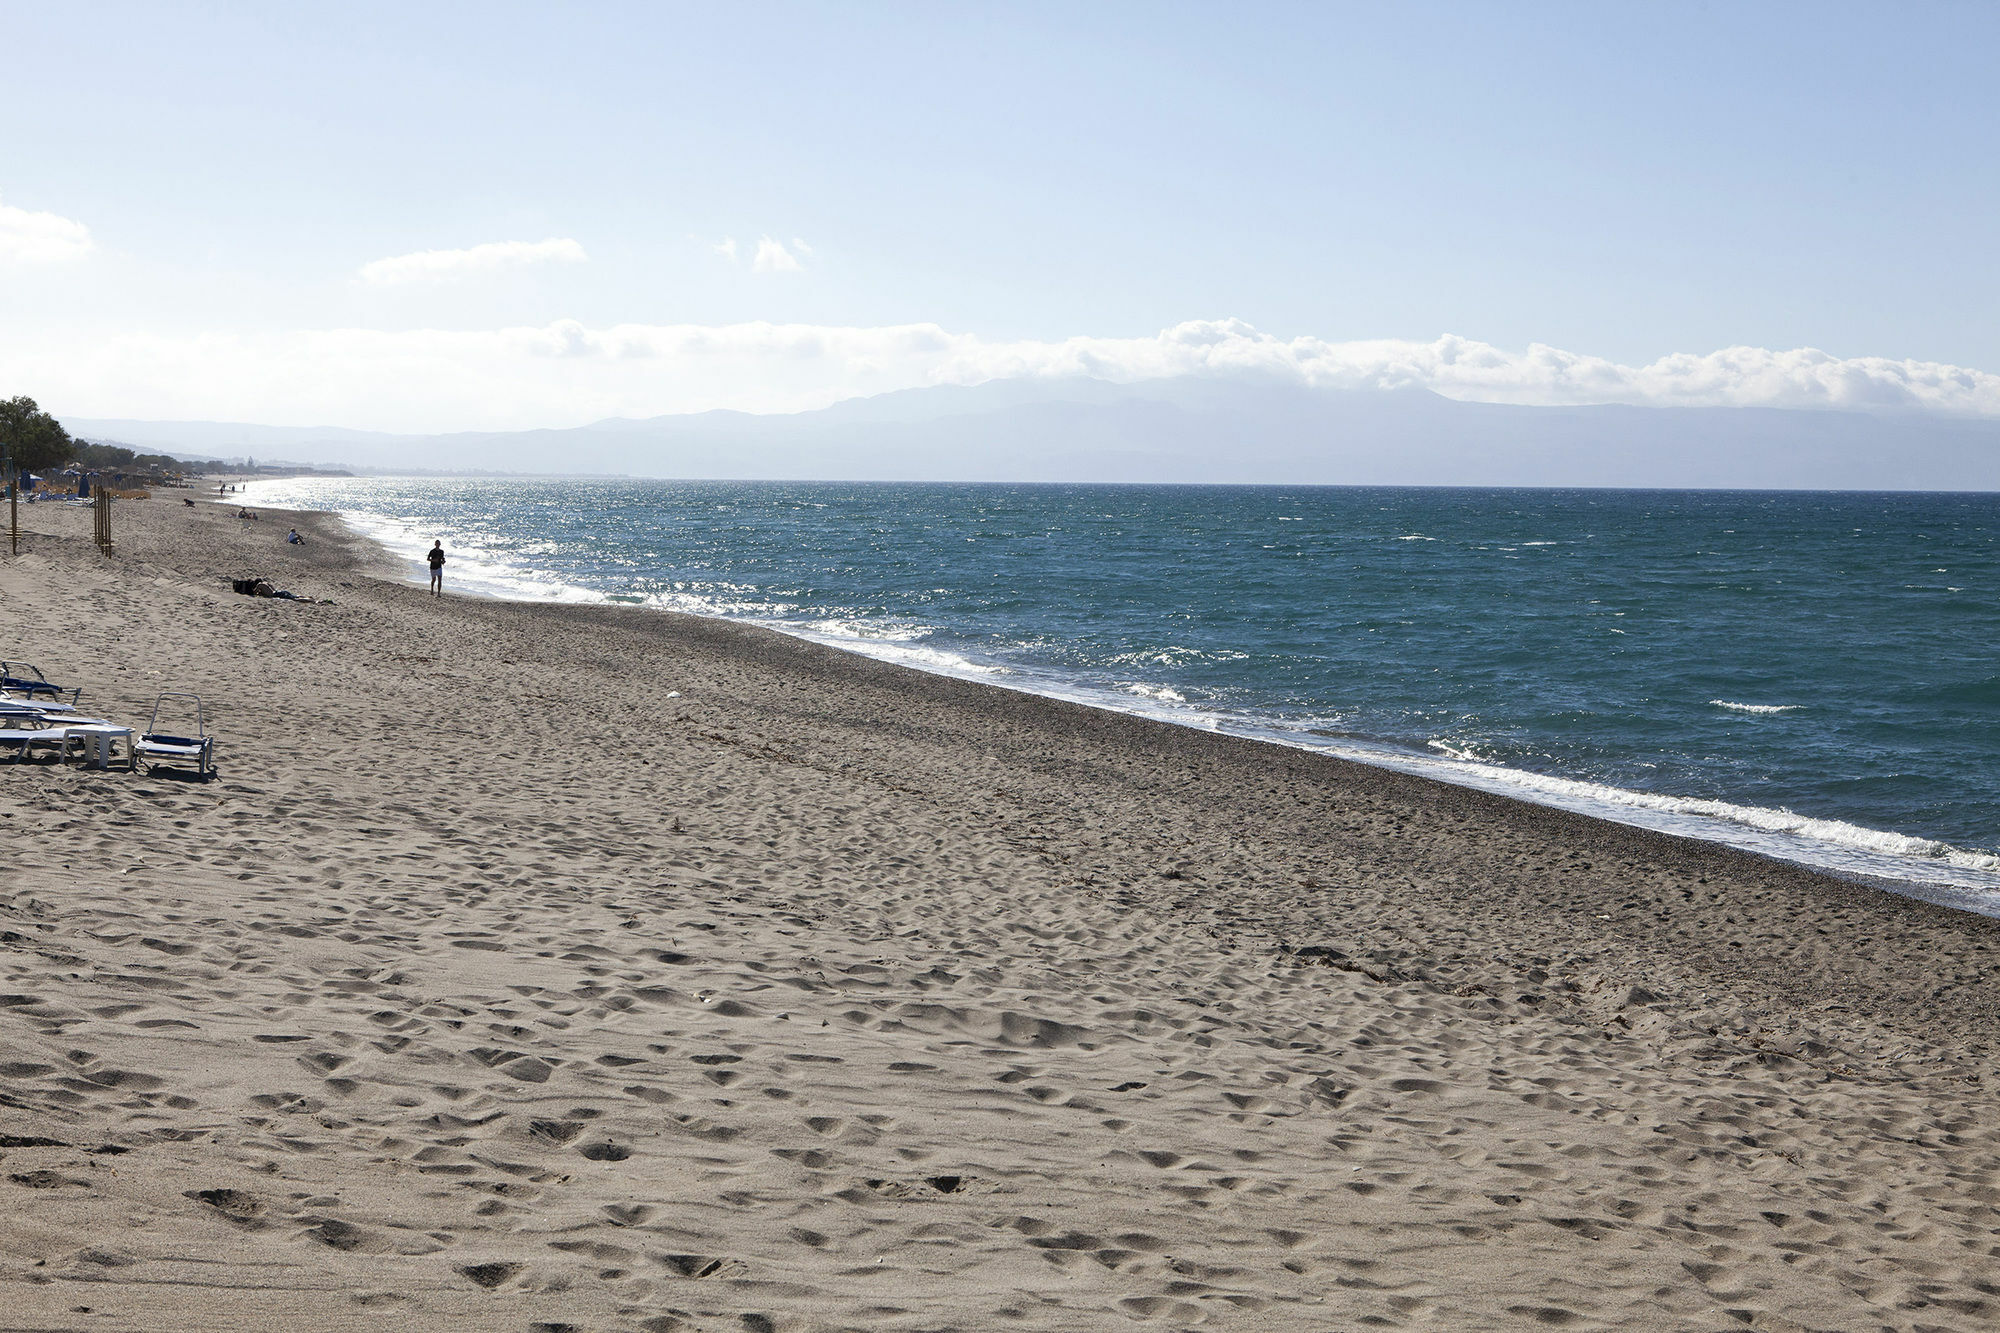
xmin=4 ymin=2 xmax=1998 ymax=430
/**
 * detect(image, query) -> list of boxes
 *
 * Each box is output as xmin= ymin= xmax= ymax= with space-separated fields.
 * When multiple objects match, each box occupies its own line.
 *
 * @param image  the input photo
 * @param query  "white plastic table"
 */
xmin=68 ymin=724 xmax=135 ymax=771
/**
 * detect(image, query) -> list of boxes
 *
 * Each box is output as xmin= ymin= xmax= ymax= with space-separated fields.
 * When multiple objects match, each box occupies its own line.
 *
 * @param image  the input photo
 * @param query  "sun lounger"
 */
xmin=0 ymin=709 xmax=79 ymax=764
xmin=1 ymin=706 xmax=113 ymax=729
xmin=0 ymin=728 xmax=78 ymax=763
xmin=0 ymin=662 xmax=82 ymax=706
xmin=134 ymin=692 xmax=214 ymax=778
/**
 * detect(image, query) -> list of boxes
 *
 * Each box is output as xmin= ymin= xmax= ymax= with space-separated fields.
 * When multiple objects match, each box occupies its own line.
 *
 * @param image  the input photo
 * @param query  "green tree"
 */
xmin=0 ymin=396 xmax=75 ymax=474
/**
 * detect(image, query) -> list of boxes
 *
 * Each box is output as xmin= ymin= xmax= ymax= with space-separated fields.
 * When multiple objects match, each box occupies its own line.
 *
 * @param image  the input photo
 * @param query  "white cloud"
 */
xmin=712 ymin=236 xmax=738 ymax=262
xmin=941 ymin=320 xmax=2000 ymax=416
xmin=0 ymin=196 xmax=94 ymax=265
xmin=357 ymin=237 xmax=587 ymax=285
xmin=751 ymin=236 xmax=804 ymax=273
xmin=14 ymin=318 xmax=2000 ymax=434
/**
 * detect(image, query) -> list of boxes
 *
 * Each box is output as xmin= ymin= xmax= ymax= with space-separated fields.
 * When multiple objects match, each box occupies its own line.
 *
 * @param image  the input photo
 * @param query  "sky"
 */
xmin=4 ymin=1 xmax=1999 ymax=432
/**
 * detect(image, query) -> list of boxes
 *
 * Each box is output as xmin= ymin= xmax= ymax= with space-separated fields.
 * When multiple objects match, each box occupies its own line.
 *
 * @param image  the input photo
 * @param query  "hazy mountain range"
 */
xmin=71 ymin=376 xmax=2000 ymax=490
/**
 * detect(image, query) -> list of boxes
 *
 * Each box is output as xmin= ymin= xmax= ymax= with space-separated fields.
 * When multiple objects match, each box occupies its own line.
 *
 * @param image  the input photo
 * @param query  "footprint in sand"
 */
xmin=185 ymin=1187 xmax=267 ymax=1226
xmin=529 ymin=1119 xmax=584 ymax=1145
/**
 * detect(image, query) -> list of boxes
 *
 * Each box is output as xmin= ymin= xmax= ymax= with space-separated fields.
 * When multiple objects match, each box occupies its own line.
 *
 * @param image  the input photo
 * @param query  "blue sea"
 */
xmin=244 ymin=477 xmax=2000 ymax=908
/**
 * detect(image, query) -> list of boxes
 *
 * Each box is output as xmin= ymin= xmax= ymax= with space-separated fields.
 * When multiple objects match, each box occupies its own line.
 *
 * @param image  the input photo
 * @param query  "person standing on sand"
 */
xmin=427 ymin=541 xmax=446 ymax=596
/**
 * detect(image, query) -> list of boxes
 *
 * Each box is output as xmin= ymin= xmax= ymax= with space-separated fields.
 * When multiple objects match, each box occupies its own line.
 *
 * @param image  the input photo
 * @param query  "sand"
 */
xmin=1 ymin=491 xmax=1997 ymax=1333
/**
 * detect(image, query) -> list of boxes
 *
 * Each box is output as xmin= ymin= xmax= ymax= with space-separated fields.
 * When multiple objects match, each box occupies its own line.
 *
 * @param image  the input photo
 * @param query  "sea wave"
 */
xmin=801 ymin=618 xmax=936 ymax=643
xmin=1710 ymin=700 xmax=1803 ymax=714
xmin=340 ymin=507 xmax=612 ymax=604
xmin=786 ymin=628 xmax=1012 ymax=677
xmin=1309 ymin=739 xmax=2000 ymax=879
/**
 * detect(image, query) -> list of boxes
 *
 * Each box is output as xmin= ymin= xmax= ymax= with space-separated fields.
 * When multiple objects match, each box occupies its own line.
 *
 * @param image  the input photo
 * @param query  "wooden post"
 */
xmin=94 ymin=486 xmax=113 ymax=555
xmin=8 ymin=462 xmax=16 ymax=556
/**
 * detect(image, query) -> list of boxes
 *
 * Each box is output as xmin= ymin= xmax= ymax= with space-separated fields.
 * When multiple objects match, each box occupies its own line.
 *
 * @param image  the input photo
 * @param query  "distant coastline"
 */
xmin=73 ymin=377 xmax=2000 ymax=490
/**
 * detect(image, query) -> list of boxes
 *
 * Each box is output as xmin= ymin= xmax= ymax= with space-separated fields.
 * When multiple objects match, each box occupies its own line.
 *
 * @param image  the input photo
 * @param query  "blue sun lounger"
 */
xmin=134 ymin=692 xmax=214 ymax=778
xmin=0 ymin=661 xmax=82 ymax=706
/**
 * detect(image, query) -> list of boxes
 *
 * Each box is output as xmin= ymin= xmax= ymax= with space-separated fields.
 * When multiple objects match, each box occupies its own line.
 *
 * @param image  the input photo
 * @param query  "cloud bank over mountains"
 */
xmin=72 ymin=375 xmax=2000 ymax=492
xmin=22 ymin=317 xmax=2000 ymax=433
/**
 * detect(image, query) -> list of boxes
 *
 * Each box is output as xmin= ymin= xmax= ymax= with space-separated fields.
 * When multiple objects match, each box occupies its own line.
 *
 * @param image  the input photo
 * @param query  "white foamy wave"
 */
xmin=638 ymin=588 xmax=798 ymax=619
xmin=1710 ymin=700 xmax=1804 ymax=714
xmin=802 ymin=619 xmax=935 ymax=642
xmin=793 ymin=632 xmax=1011 ymax=677
xmin=243 ymin=479 xmax=615 ymax=606
xmin=1121 ymin=682 xmax=1188 ymax=704
xmin=353 ymin=512 xmax=607 ymax=604
xmin=1288 ymin=736 xmax=2000 ymax=893
xmin=1106 ymin=646 xmax=1249 ymax=668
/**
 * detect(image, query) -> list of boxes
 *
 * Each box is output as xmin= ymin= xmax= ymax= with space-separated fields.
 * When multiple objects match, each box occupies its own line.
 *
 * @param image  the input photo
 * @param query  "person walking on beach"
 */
xmin=427 ymin=541 xmax=446 ymax=596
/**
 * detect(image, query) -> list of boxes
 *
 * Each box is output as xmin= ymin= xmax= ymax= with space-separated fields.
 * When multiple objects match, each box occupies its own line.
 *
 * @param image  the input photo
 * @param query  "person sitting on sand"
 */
xmin=427 ymin=540 xmax=446 ymax=596
xmin=287 ymin=528 xmax=304 ymax=545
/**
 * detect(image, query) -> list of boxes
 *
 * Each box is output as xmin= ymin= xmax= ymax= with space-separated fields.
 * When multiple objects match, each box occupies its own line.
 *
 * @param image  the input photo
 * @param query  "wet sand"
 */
xmin=1 ymin=493 xmax=1997 ymax=1332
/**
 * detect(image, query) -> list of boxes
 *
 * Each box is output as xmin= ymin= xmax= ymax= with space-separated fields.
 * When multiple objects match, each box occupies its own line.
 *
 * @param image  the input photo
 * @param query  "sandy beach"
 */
xmin=1 ymin=492 xmax=1997 ymax=1333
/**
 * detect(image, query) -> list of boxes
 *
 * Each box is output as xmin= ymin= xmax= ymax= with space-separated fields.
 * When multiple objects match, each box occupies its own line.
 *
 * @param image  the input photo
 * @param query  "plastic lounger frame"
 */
xmin=0 ymin=721 xmax=78 ymax=764
xmin=0 ymin=661 xmax=82 ymax=706
xmin=135 ymin=692 xmax=214 ymax=779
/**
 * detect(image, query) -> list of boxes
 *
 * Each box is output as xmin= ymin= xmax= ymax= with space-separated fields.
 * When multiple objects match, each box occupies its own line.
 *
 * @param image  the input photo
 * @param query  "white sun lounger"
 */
xmin=0 ymin=703 xmax=127 ymax=765
xmin=0 ymin=724 xmax=79 ymax=764
xmin=0 ymin=701 xmax=105 ymax=719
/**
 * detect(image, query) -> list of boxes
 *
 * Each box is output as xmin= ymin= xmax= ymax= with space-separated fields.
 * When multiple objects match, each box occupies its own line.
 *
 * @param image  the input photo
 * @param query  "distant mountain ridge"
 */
xmin=70 ymin=376 xmax=2000 ymax=490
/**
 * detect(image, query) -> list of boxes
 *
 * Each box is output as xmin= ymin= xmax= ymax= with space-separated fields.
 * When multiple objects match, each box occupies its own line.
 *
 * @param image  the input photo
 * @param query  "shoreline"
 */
xmin=5 ymin=492 xmax=2000 ymax=1330
xmin=249 ymin=477 xmax=2000 ymax=911
xmin=201 ymin=493 xmax=2000 ymax=1049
